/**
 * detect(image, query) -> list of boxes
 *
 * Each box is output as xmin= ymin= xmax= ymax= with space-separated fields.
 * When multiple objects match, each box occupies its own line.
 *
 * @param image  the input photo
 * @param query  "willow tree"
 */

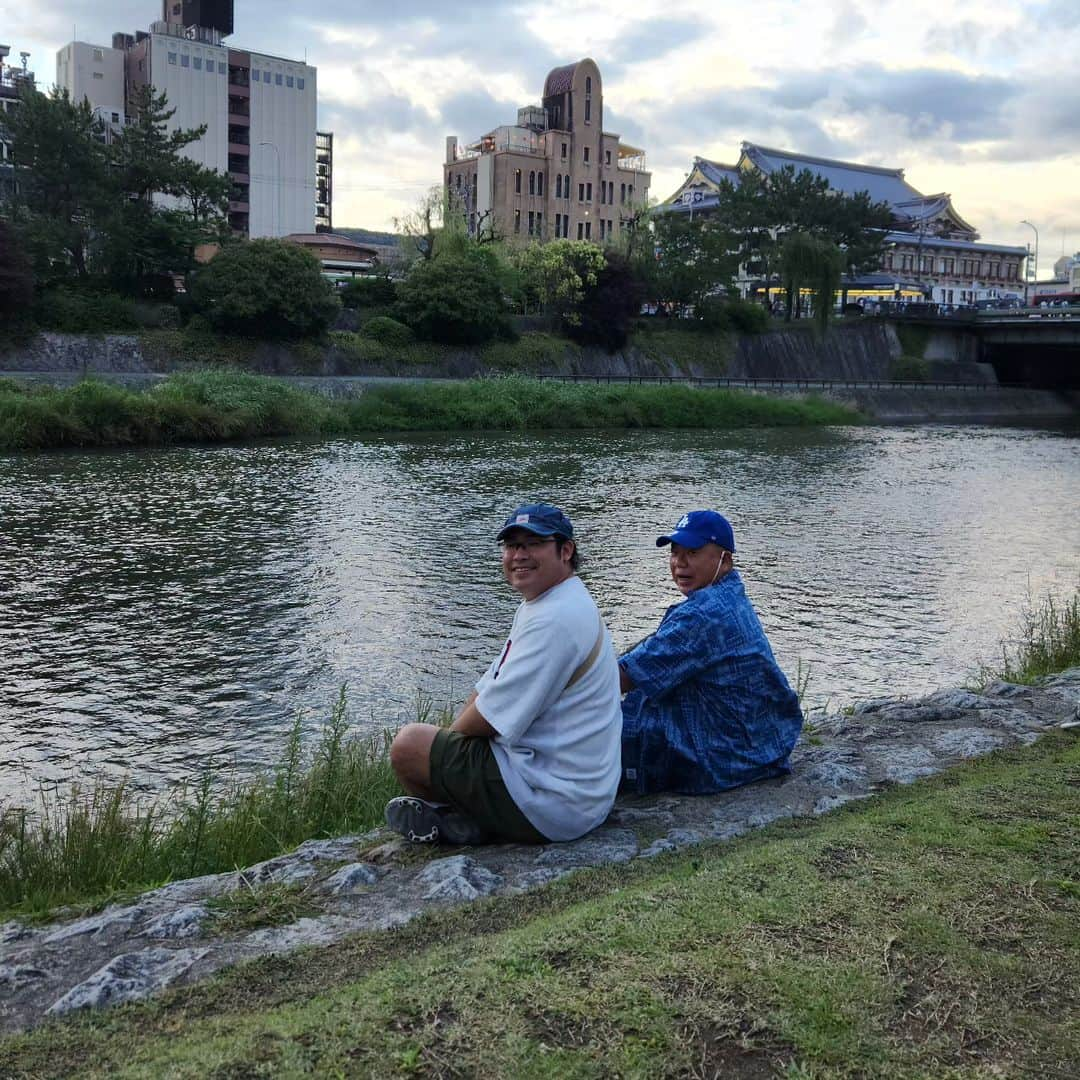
xmin=779 ymin=231 xmax=844 ymax=332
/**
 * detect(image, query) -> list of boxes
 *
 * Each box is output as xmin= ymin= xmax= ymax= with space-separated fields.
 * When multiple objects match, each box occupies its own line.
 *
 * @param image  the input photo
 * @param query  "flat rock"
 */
xmin=323 ymin=863 xmax=380 ymax=894
xmin=42 ymin=904 xmax=143 ymax=945
xmin=46 ymin=948 xmax=207 ymax=1015
xmin=140 ymin=905 xmax=208 ymax=940
xmin=243 ymin=916 xmax=365 ymax=953
xmin=534 ymin=828 xmax=638 ymax=869
xmin=142 ymin=872 xmax=238 ymax=904
xmin=931 ymin=727 xmax=1007 ymax=758
xmin=417 ymin=855 xmax=502 ymax=901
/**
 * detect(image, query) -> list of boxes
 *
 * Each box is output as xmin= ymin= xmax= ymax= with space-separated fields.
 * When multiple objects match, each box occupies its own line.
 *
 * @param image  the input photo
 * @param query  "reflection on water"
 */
xmin=1 ymin=425 xmax=1078 ymax=804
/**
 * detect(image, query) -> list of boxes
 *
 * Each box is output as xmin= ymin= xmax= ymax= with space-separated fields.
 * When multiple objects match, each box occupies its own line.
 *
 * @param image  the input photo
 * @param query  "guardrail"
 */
xmin=532 ymin=375 xmax=1031 ymax=392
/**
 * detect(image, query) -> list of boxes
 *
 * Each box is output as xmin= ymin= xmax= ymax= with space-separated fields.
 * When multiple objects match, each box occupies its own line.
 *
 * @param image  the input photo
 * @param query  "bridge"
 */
xmin=878 ymin=306 xmax=1080 ymax=389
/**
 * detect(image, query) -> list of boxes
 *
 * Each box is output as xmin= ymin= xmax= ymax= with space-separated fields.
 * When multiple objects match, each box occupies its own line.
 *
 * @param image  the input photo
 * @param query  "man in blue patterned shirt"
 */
xmin=618 ymin=510 xmax=802 ymax=795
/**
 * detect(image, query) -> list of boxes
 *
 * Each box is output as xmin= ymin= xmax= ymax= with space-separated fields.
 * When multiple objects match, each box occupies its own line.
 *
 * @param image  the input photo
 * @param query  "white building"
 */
xmin=57 ymin=3 xmax=316 ymax=238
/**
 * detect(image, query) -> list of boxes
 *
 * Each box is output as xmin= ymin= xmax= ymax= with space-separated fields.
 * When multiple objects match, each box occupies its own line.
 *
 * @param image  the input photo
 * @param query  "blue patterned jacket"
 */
xmin=620 ymin=571 xmax=802 ymax=795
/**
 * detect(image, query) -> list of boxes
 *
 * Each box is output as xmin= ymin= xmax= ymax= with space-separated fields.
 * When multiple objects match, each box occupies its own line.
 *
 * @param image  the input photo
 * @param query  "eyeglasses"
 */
xmin=499 ymin=537 xmax=557 ymax=553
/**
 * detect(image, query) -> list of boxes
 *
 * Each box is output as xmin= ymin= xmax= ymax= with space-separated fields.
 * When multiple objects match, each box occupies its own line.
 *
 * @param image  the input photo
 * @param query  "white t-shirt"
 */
xmin=475 ymin=575 xmax=622 ymax=842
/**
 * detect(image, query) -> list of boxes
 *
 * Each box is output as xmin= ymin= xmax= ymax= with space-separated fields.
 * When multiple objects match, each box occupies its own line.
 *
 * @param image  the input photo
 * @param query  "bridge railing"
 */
xmin=531 ymin=375 xmax=1032 ymax=391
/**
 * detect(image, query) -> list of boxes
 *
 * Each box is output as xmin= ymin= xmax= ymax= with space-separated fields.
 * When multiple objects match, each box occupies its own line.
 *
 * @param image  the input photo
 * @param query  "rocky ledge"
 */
xmin=2 ymin=671 xmax=1078 ymax=1035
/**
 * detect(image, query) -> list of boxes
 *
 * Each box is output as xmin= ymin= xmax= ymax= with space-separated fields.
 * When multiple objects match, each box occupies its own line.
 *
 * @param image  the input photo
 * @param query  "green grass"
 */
xmin=0 ymin=370 xmax=864 ymax=451
xmin=1 ymin=733 xmax=1077 ymax=1078
xmin=632 ymin=324 xmax=735 ymax=375
xmin=984 ymin=586 xmax=1080 ymax=684
xmin=0 ymin=689 xmax=411 ymax=919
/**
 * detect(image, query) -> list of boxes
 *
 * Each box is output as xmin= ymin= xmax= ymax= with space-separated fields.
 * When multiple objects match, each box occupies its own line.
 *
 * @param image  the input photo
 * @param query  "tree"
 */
xmin=649 ymin=212 xmax=740 ymax=314
xmin=515 ymin=240 xmax=606 ymax=324
xmin=189 ymin=239 xmax=340 ymax=338
xmin=396 ymin=244 xmax=511 ymax=345
xmin=567 ymin=251 xmax=645 ymax=351
xmin=394 ymin=186 xmax=444 ymax=263
xmin=779 ymin=231 xmax=844 ymax=331
xmin=1 ymin=86 xmax=112 ymax=282
xmin=0 ymin=220 xmax=33 ymax=319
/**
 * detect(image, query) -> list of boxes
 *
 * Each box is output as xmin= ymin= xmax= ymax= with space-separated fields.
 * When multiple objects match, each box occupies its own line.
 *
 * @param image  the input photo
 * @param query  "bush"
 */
xmin=360 ymin=315 xmax=414 ymax=347
xmin=188 ymin=239 xmax=341 ymax=339
xmin=339 ymin=274 xmax=398 ymax=311
xmin=695 ymin=296 xmax=770 ymax=335
xmin=32 ymin=289 xmax=140 ymax=333
xmin=396 ymin=246 xmax=511 ymax=345
xmin=0 ymin=221 xmax=33 ymax=322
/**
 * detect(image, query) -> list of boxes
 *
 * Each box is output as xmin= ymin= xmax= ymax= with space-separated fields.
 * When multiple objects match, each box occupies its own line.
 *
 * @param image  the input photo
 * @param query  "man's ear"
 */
xmin=561 ymin=540 xmax=576 ymax=564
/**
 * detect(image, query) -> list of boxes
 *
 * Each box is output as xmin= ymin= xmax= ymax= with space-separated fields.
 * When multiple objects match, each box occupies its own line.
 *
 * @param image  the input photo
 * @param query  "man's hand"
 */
xmin=450 ymin=697 xmax=498 ymax=738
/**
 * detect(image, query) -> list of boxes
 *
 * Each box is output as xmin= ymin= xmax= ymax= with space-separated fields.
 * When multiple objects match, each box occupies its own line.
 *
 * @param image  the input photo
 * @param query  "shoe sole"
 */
xmin=385 ymin=797 xmax=441 ymax=843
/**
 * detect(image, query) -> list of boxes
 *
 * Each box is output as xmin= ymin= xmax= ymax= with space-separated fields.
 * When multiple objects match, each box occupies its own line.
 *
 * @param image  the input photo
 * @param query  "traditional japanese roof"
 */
xmin=697 ymin=158 xmax=742 ymax=187
xmin=738 ymin=142 xmax=923 ymax=205
xmin=543 ymin=62 xmax=577 ymax=98
xmin=883 ymin=232 xmax=1026 ymax=256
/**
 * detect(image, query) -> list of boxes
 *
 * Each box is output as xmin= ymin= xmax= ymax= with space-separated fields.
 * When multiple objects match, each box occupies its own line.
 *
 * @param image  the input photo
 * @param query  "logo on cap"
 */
xmin=515 ymin=514 xmax=530 ymax=524
xmin=677 ymin=515 xmax=690 ymax=529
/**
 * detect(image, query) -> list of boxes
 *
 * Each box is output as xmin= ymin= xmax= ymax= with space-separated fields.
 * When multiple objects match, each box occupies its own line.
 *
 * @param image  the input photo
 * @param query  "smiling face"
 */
xmin=500 ymin=528 xmax=575 ymax=601
xmin=669 ymin=542 xmax=731 ymax=596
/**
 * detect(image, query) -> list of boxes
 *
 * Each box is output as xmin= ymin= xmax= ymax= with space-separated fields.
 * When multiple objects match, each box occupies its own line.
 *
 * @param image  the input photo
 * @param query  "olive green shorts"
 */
xmin=428 ymin=729 xmax=548 ymax=844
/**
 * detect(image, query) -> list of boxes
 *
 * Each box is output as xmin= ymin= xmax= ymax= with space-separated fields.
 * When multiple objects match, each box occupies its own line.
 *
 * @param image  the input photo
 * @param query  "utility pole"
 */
xmin=1020 ymin=219 xmax=1039 ymax=305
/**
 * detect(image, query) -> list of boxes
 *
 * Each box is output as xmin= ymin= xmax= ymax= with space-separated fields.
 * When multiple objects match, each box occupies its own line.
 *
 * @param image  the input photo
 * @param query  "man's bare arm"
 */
xmin=450 ymin=697 xmax=498 ymax=738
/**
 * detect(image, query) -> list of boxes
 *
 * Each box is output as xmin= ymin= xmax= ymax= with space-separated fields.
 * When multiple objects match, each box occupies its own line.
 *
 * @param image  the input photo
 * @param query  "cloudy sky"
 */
xmin=5 ymin=0 xmax=1078 ymax=274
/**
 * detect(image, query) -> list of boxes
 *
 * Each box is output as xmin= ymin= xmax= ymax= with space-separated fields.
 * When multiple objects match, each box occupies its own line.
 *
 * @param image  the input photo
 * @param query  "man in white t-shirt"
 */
xmin=385 ymin=503 xmax=622 ymax=845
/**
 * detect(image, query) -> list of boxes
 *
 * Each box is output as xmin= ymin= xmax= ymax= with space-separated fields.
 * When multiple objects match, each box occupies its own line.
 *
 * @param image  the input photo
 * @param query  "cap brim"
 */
xmin=656 ymin=528 xmax=707 ymax=548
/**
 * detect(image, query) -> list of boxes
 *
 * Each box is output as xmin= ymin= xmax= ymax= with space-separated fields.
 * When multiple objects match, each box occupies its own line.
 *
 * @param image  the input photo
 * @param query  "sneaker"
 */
xmin=384 ymin=796 xmax=490 ymax=845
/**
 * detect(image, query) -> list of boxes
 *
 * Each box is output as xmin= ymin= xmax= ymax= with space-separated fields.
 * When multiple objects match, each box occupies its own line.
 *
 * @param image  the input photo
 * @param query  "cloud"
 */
xmin=609 ymin=17 xmax=707 ymax=65
xmin=438 ymin=89 xmax=522 ymax=139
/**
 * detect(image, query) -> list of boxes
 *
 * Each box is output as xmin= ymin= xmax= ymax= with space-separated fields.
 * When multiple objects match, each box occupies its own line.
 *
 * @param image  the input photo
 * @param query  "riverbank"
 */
xmin=1 ymin=704 xmax=1077 ymax=1073
xmin=0 ymin=371 xmax=863 ymax=452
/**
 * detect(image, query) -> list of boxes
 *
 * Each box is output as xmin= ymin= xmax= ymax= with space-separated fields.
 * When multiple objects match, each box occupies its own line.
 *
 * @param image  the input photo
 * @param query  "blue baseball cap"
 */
xmin=657 ymin=510 xmax=735 ymax=552
xmin=496 ymin=503 xmax=574 ymax=541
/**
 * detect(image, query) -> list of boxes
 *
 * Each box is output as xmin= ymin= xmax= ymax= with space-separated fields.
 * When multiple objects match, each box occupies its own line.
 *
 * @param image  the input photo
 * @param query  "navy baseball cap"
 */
xmin=496 ymin=503 xmax=574 ymax=541
xmin=657 ymin=510 xmax=735 ymax=552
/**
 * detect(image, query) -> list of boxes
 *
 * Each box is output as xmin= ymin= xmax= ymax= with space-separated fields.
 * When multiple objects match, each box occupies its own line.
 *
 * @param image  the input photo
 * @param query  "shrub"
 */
xmin=188 ymin=239 xmax=341 ymax=339
xmin=0 ymin=221 xmax=33 ymax=322
xmin=695 ymin=296 xmax=770 ymax=335
xmin=360 ymin=315 xmax=414 ymax=347
xmin=339 ymin=274 xmax=398 ymax=311
xmin=396 ymin=245 xmax=511 ymax=345
xmin=32 ymin=289 xmax=140 ymax=333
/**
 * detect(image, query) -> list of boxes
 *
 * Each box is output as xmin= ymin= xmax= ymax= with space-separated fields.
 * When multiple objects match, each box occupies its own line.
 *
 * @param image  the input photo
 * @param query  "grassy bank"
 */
xmin=3 ymin=732 xmax=1077 ymax=1078
xmin=985 ymin=588 xmax=1080 ymax=684
xmin=0 ymin=370 xmax=863 ymax=451
xmin=0 ymin=691 xmax=406 ymax=918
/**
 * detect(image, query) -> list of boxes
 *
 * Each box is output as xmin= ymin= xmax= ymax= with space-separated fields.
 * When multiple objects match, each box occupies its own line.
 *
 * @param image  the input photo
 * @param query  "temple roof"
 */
xmin=738 ymin=142 xmax=924 ymax=204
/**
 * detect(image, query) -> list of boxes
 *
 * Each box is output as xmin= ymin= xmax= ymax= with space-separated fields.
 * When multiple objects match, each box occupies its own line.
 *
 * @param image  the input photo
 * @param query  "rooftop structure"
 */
xmin=0 ymin=45 xmax=36 ymax=201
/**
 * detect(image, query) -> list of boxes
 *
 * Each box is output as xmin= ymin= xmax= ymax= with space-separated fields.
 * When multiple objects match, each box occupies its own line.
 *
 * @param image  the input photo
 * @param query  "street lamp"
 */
xmin=258 ymin=141 xmax=281 ymax=237
xmin=1020 ymin=219 xmax=1039 ymax=306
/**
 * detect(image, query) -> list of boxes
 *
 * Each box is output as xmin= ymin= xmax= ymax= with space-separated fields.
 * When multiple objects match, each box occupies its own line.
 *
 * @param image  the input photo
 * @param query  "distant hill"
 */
xmin=333 ymin=227 xmax=399 ymax=248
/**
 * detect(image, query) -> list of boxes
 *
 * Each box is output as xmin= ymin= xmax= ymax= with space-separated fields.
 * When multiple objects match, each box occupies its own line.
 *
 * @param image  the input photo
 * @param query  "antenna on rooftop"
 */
xmin=20 ymin=51 xmax=29 ymax=70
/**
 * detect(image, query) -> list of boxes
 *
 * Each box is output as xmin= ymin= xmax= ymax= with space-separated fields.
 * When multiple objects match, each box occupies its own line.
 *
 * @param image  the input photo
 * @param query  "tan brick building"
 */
xmin=444 ymin=59 xmax=650 ymax=246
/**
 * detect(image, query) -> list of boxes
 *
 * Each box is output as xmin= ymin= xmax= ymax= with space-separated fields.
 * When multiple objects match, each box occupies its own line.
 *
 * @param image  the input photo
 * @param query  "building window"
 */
xmin=515 ymin=169 xmax=521 ymax=194
xmin=263 ymin=70 xmax=270 ymax=82
xmin=578 ymin=183 xmax=585 ymax=201
xmin=275 ymin=73 xmax=282 ymax=85
xmin=168 ymin=52 xmax=177 ymax=65
xmin=585 ymin=76 xmax=592 ymax=93
xmin=599 ymin=220 xmax=605 ymax=240
xmin=252 ymin=69 xmax=259 ymax=80
xmin=564 ymin=174 xmax=570 ymax=198
xmin=577 ymin=222 xmax=584 ymax=239
xmin=585 ymin=221 xmax=591 ymax=239
xmin=93 ymin=48 xmax=104 ymax=61
xmin=219 ymin=63 xmax=227 ymax=74
xmin=537 ymin=212 xmax=543 ymax=235
xmin=556 ymin=175 xmax=562 ymax=198
xmin=286 ymin=75 xmax=294 ymax=88
xmin=584 ymin=98 xmax=591 ymax=123
xmin=194 ymin=57 xmax=202 ymax=70
xmin=528 ymin=211 xmax=535 ymax=235
xmin=586 ymin=182 xmax=592 ymax=202
xmin=620 ymin=182 xmax=626 ymax=203
xmin=605 ymin=149 xmax=611 ymax=165
xmin=628 ymin=185 xmax=633 ymax=201
xmin=529 ymin=171 xmax=536 ymax=195
xmin=537 ymin=172 xmax=544 ymax=196
xmin=298 ymin=78 xmax=304 ymax=90
xmin=943 ymin=258 xmax=954 ymax=274
xmin=583 ymin=146 xmax=590 ymax=164
xmin=515 ymin=209 xmax=521 ymax=233
xmin=561 ymin=142 xmax=567 ymax=159
xmin=92 ymin=71 xmax=104 ymax=80
xmin=181 ymin=54 xmax=189 ymax=67
xmin=455 ymin=174 xmax=462 ymax=189
xmin=206 ymin=64 xmax=214 ymax=77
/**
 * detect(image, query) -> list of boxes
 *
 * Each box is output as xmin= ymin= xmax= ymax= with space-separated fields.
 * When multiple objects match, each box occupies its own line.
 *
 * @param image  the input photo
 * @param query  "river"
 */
xmin=1 ymin=423 xmax=1078 ymax=806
